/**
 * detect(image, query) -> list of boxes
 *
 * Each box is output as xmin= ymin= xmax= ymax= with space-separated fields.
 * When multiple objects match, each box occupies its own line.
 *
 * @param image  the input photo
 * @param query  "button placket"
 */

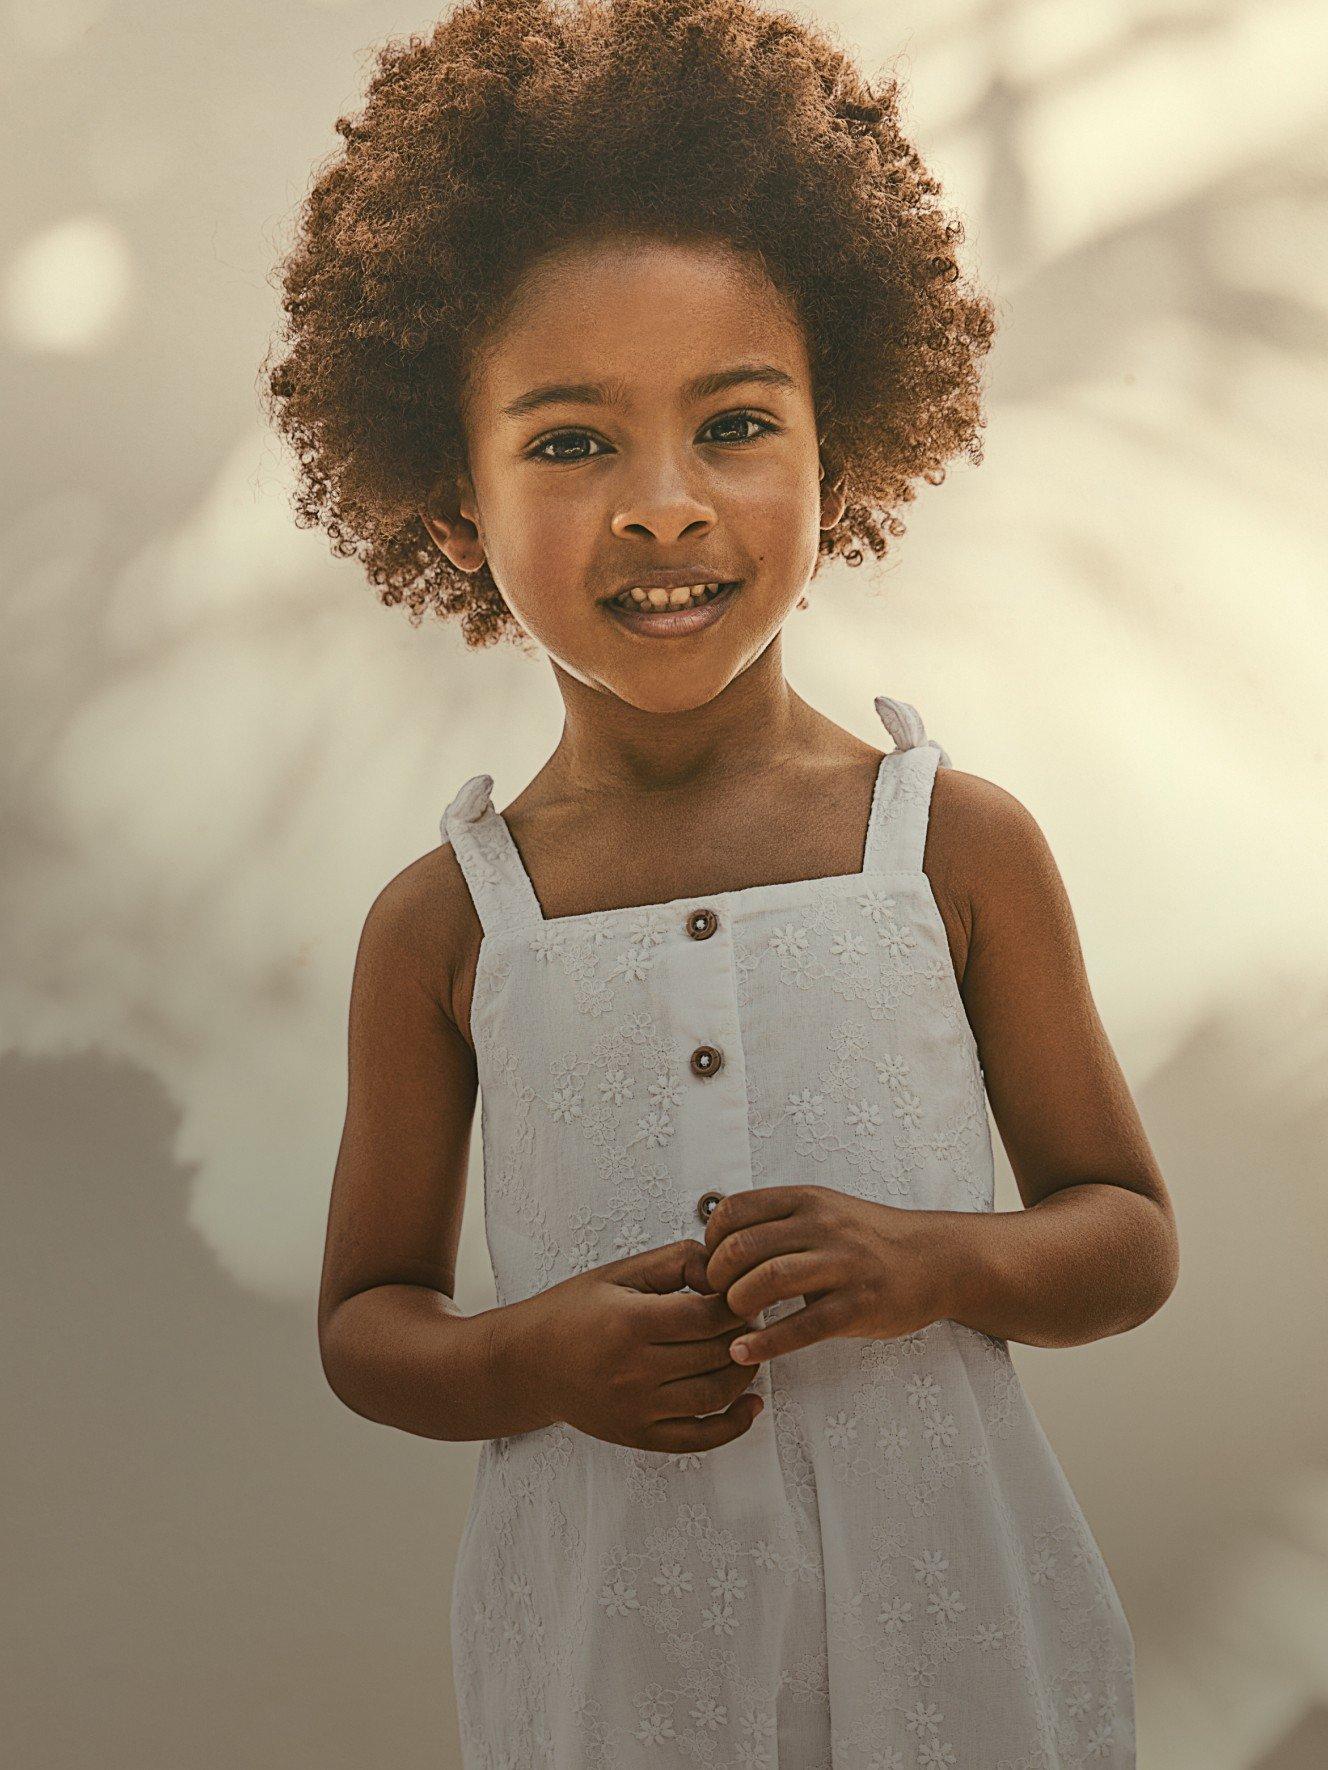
xmin=683 ymin=905 xmax=735 ymax=1224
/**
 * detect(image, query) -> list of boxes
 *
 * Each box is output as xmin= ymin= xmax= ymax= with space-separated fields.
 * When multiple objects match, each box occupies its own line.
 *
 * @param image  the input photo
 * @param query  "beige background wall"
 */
xmin=3 ymin=0 xmax=1326 ymax=1764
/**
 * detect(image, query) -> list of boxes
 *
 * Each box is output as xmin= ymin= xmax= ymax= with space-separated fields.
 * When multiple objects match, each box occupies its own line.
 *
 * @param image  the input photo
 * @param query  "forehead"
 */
xmin=470 ymin=233 xmax=810 ymax=410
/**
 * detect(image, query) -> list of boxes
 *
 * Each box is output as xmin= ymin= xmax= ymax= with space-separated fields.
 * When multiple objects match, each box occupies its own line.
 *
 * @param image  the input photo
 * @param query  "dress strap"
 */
xmin=862 ymin=694 xmax=953 ymax=874
xmin=439 ymin=774 xmax=544 ymax=938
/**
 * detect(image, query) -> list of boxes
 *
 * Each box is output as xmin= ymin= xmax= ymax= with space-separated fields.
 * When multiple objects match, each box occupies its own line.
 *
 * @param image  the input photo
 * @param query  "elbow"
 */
xmin=1155 ymin=1201 xmax=1181 ymax=1305
xmin=318 ymin=1330 xmax=349 ymax=1411
xmin=319 ymin=1336 xmax=347 ymax=1407
xmin=1129 ymin=1203 xmax=1181 ymax=1328
xmin=317 ymin=1301 xmax=363 ymax=1416
xmin=317 ymin=1293 xmax=398 ymax=1427
xmin=319 ymin=1341 xmax=382 ymax=1426
xmin=317 ymin=1296 xmax=341 ymax=1389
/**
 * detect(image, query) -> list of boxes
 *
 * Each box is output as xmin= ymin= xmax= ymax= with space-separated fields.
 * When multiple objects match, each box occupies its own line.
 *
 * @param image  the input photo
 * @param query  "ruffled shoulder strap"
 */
xmin=439 ymin=774 xmax=543 ymax=937
xmin=861 ymin=694 xmax=952 ymax=874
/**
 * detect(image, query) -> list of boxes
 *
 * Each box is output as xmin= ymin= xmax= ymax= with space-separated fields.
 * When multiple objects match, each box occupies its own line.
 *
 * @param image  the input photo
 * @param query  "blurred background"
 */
xmin=3 ymin=0 xmax=1326 ymax=1764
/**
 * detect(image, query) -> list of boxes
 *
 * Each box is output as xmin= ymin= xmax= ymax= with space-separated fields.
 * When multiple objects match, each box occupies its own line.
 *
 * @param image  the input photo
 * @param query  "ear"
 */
xmin=419 ymin=471 xmax=486 ymax=573
xmin=818 ymin=469 xmax=847 ymax=530
xmin=821 ymin=474 xmax=853 ymax=527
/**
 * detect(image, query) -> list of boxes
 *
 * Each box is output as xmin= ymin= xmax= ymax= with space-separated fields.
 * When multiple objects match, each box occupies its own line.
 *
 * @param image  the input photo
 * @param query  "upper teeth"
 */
xmin=615 ymin=582 xmax=725 ymax=609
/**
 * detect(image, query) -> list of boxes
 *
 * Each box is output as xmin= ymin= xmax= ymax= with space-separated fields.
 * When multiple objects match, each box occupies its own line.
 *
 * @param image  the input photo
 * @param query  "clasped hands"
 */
xmin=693 ymin=1184 xmax=962 ymax=1365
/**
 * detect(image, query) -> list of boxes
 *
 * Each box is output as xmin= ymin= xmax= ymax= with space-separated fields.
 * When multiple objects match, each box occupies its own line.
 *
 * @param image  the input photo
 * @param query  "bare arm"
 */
xmin=317 ymin=850 xmax=557 ymax=1441
xmin=926 ymin=771 xmax=1180 ymax=1348
xmin=323 ymin=1284 xmax=559 ymax=1441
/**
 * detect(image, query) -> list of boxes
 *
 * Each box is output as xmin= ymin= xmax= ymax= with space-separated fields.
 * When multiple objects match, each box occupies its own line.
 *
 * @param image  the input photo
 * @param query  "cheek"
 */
xmin=481 ymin=502 xmax=589 ymax=606
xmin=738 ymin=478 xmax=821 ymax=553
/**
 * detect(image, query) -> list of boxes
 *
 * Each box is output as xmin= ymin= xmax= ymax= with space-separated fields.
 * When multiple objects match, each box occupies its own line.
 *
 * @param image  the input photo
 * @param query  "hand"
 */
xmin=699 ymin=1185 xmax=958 ymax=1364
xmin=516 ymin=1238 xmax=766 ymax=1454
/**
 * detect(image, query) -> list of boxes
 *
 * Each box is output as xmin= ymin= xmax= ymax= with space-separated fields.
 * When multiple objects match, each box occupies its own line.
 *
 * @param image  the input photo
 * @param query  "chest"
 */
xmin=447 ymin=848 xmax=970 ymax=1055
xmin=464 ymin=873 xmax=992 ymax=1305
xmin=445 ymin=771 xmax=971 ymax=1052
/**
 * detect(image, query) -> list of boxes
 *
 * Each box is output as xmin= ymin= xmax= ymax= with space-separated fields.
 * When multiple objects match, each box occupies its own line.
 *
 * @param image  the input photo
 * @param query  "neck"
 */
xmin=545 ymin=640 xmax=821 ymax=799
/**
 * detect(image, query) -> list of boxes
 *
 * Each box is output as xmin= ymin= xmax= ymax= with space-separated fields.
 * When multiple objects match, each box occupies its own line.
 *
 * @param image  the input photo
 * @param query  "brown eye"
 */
xmin=529 ymin=430 xmax=604 ymax=462
xmin=703 ymin=412 xmax=775 ymax=444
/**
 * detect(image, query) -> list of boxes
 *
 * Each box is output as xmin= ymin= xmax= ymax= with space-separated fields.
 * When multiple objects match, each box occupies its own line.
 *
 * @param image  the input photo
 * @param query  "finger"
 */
xmin=677 ymin=1239 xmax=752 ymax=1315
xmin=648 ymin=1286 xmax=752 ymax=1339
xmin=681 ymin=1239 xmax=718 ymax=1294
xmin=705 ymin=1218 xmax=817 ymax=1296
xmin=729 ymin=1295 xmax=844 ymax=1364
xmin=625 ymin=1237 xmax=711 ymax=1297
xmin=720 ymin=1249 xmax=835 ymax=1322
xmin=702 ymin=1187 xmax=804 ymax=1255
xmin=622 ymin=1243 xmax=746 ymax=1336
xmin=656 ymin=1324 xmax=762 ymax=1382
xmin=643 ymin=1391 xmax=765 ymax=1455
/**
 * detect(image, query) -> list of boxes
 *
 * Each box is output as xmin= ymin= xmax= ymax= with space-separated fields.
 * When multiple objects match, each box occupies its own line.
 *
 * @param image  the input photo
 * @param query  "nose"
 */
xmin=609 ymin=457 xmax=719 ymax=543
xmin=612 ymin=503 xmax=717 ymax=544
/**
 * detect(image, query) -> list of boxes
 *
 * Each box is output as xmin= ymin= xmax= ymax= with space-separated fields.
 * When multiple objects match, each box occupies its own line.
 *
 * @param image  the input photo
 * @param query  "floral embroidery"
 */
xmin=609 ymin=943 xmax=664 ymax=985
xmin=599 ymin=1067 xmax=632 ymax=1105
xmin=1031 ymin=1547 xmax=1057 ymax=1583
xmin=878 ymin=917 xmax=919 ymax=961
xmin=634 ymin=1708 xmax=675 ymax=1745
xmin=655 ymin=1563 xmax=694 ymax=1595
xmin=905 ymin=1700 xmax=943 ymax=1734
xmin=598 ymin=1577 xmax=640 ymax=1617
xmin=856 ymin=886 xmax=898 ymax=922
xmin=830 ymin=929 xmax=868 ymax=964
xmin=628 ymin=1105 xmax=675 ymax=1150
xmin=918 ymin=1741 xmax=957 ymax=1767
xmin=785 ymin=1087 xmax=825 ymax=1124
xmin=845 ymin=1099 xmax=884 ymax=1137
xmin=546 ymin=1078 xmax=583 ymax=1123
xmin=647 ymin=1073 xmax=683 ymax=1112
xmin=927 ymin=1586 xmax=966 ymax=1623
xmin=439 ymin=723 xmax=1134 ymax=1768
xmin=769 ymin=922 xmax=809 ymax=959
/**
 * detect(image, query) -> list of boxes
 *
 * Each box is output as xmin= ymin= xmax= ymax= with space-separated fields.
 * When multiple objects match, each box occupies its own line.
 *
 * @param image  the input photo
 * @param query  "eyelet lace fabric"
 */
xmin=438 ymin=695 xmax=1135 ymax=1768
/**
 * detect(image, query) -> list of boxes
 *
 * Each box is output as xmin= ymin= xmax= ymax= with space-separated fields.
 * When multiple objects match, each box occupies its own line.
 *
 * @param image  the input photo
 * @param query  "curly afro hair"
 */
xmin=261 ymin=0 xmax=997 ymax=649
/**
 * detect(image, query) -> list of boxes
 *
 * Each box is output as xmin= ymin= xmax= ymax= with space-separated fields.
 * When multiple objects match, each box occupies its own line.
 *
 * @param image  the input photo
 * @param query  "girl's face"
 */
xmin=421 ymin=232 xmax=846 ymax=714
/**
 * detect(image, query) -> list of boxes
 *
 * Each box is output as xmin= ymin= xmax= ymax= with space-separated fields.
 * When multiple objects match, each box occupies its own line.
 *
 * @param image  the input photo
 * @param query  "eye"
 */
xmin=703 ymin=411 xmax=777 ymax=446
xmin=526 ymin=410 xmax=778 ymax=463
xmin=527 ymin=430 xmax=608 ymax=463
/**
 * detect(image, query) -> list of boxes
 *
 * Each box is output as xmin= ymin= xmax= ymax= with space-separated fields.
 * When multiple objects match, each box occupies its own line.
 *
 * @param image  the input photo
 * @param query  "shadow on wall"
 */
xmin=1251 ymin=1708 xmax=1328 ymax=1769
xmin=3 ymin=1046 xmax=477 ymax=1770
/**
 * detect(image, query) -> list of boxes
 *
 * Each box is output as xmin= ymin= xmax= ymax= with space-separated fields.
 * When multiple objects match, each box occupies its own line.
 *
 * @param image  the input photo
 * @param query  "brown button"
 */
xmin=696 ymin=1189 xmax=725 ymax=1223
xmin=686 ymin=907 xmax=718 ymax=939
xmin=690 ymin=1044 xmax=723 ymax=1078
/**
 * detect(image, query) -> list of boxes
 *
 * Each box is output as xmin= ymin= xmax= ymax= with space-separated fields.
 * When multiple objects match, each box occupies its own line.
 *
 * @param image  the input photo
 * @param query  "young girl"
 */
xmin=271 ymin=1 xmax=1179 ymax=1763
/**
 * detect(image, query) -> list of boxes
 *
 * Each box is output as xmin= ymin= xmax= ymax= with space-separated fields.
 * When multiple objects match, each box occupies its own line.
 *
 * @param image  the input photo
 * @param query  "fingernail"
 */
xmin=732 ymin=1341 xmax=750 ymax=1362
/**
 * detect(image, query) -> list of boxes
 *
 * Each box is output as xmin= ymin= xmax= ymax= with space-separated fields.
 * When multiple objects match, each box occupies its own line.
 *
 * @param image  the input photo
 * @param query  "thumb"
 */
xmin=620 ymin=1237 xmax=711 ymax=1297
xmin=680 ymin=1237 xmax=717 ymax=1295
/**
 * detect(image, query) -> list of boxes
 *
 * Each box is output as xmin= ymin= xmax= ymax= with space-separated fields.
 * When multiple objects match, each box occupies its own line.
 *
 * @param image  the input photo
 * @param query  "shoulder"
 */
xmin=928 ymin=762 xmax=1048 ymax=858
xmin=923 ymin=764 xmax=1056 ymax=987
xmin=360 ymin=838 xmax=483 ymax=1050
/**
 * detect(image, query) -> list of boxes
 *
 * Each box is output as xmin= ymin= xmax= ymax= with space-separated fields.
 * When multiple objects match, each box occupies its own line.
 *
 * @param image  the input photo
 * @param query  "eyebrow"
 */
xmin=499 ymin=362 xmax=799 ymax=420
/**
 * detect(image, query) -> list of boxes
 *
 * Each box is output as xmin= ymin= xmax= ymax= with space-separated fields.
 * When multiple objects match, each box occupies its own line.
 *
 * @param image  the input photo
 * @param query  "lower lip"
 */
xmin=604 ymin=582 xmax=741 ymax=637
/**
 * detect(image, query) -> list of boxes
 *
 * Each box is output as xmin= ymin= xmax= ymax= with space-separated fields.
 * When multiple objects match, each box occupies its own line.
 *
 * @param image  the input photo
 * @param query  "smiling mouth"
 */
xmin=607 ymin=581 xmax=736 ymax=612
xmin=604 ymin=580 xmax=742 ymax=635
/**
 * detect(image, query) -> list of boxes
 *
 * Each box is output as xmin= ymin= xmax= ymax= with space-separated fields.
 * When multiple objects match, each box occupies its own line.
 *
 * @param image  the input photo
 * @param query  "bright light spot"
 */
xmin=2 ymin=214 xmax=134 ymax=354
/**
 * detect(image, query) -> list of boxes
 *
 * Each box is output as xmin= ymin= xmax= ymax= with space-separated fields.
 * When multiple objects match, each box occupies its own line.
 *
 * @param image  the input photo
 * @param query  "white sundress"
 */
xmin=439 ymin=693 xmax=1136 ymax=1769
